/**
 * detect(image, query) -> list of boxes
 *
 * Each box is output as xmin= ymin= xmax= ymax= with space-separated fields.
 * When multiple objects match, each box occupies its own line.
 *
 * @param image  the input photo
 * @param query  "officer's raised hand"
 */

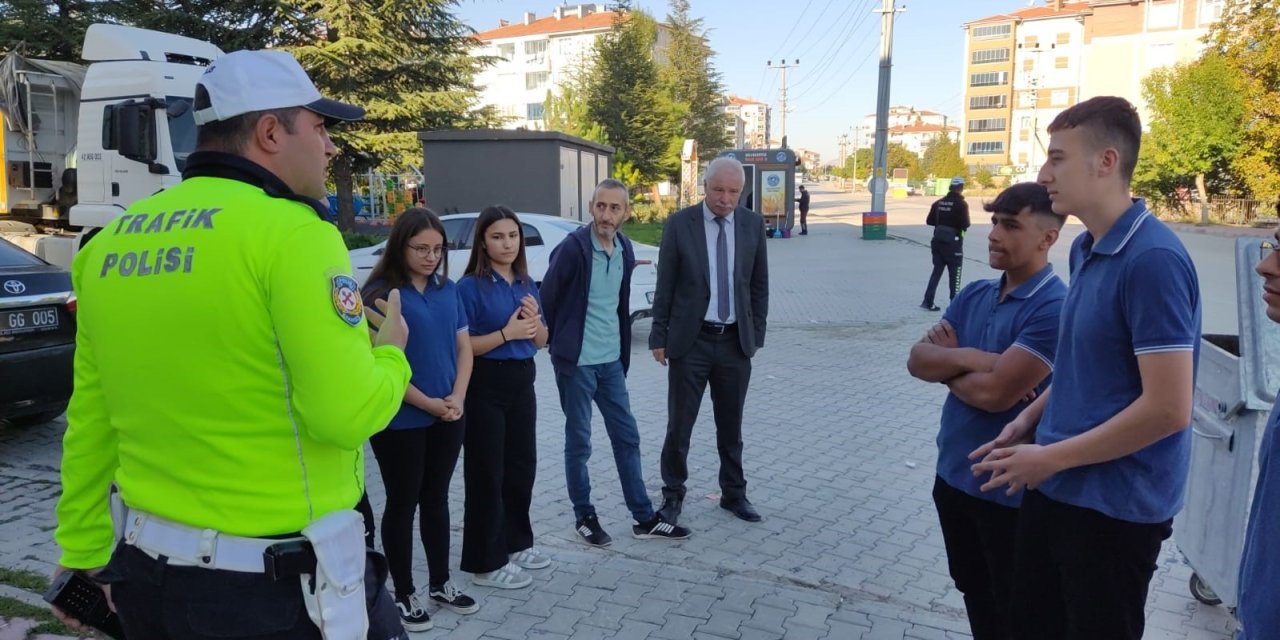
xmin=374 ymin=289 xmax=409 ymax=350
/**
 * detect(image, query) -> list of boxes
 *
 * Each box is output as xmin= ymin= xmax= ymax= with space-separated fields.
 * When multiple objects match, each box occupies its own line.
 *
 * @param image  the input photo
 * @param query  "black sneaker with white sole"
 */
xmin=428 ymin=581 xmax=479 ymax=615
xmin=575 ymin=514 xmax=613 ymax=547
xmin=632 ymin=514 xmax=691 ymax=540
xmin=394 ymin=593 xmax=432 ymax=632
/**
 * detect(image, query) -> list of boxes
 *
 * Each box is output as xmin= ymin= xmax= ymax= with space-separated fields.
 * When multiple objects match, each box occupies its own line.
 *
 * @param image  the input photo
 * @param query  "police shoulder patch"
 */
xmin=331 ymin=275 xmax=364 ymax=326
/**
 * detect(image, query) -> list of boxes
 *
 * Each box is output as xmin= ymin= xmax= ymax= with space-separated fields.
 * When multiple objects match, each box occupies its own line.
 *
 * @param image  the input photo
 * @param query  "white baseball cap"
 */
xmin=192 ymin=50 xmax=364 ymax=126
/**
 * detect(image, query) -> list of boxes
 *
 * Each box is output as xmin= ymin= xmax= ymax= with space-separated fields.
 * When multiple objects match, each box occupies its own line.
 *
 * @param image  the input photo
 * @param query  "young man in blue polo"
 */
xmin=972 ymin=96 xmax=1201 ymax=640
xmin=907 ymin=182 xmax=1066 ymax=640
xmin=540 ymin=179 xmax=691 ymax=547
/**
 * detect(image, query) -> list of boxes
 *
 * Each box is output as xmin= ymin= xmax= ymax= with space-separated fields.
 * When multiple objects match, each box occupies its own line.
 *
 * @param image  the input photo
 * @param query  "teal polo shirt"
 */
xmin=579 ymin=232 xmax=623 ymax=366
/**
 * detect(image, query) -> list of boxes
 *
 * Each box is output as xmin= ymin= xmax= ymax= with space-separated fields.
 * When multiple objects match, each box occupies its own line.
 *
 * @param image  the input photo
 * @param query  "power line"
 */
xmin=789 ymin=0 xmax=878 ymax=99
xmin=767 ymin=0 xmax=816 ymax=62
xmin=791 ymin=0 xmax=860 ymax=67
xmin=786 ymin=0 xmax=869 ymax=93
xmin=795 ymin=38 xmax=880 ymax=114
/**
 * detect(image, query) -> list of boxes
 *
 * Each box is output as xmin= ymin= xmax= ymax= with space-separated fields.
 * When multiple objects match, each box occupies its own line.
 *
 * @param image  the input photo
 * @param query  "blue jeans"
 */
xmin=555 ymin=359 xmax=655 ymax=523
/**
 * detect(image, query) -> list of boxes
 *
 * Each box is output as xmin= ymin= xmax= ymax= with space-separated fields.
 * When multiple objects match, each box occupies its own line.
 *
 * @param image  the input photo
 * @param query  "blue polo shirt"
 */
xmin=579 ymin=232 xmax=623 ymax=366
xmin=1036 ymin=199 xmax=1201 ymax=524
xmin=1239 ymin=403 xmax=1280 ymax=639
xmin=939 ymin=264 xmax=1066 ymax=508
xmin=458 ymin=271 xmax=543 ymax=361
xmin=365 ymin=277 xmax=467 ymax=430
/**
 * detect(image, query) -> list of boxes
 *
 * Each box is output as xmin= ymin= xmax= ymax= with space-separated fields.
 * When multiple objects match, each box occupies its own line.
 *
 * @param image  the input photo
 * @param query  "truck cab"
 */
xmin=0 ymin=24 xmax=224 ymax=266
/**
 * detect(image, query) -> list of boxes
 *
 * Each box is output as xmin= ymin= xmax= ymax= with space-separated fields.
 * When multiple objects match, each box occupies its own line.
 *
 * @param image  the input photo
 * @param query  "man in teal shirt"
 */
xmin=541 ymin=179 xmax=690 ymax=546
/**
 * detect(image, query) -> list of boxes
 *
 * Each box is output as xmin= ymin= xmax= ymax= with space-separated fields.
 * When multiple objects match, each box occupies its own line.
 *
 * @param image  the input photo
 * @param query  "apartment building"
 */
xmin=962 ymin=0 xmax=1224 ymax=173
xmin=471 ymin=4 xmax=671 ymax=130
xmin=724 ymin=95 xmax=771 ymax=149
xmin=858 ymin=107 xmax=959 ymax=157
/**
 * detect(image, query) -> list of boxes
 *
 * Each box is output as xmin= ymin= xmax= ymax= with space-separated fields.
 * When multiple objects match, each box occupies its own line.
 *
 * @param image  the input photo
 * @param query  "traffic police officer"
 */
xmin=921 ymin=176 xmax=971 ymax=311
xmin=52 ymin=50 xmax=413 ymax=639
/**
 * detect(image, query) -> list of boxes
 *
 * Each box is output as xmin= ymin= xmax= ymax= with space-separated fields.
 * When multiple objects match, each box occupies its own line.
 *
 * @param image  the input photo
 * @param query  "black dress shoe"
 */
xmin=720 ymin=498 xmax=762 ymax=522
xmin=658 ymin=497 xmax=683 ymax=524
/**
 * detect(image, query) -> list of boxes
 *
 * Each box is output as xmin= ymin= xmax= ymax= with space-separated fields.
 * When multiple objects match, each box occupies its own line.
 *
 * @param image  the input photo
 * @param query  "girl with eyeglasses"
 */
xmin=457 ymin=206 xmax=550 ymax=590
xmin=359 ymin=207 xmax=478 ymax=631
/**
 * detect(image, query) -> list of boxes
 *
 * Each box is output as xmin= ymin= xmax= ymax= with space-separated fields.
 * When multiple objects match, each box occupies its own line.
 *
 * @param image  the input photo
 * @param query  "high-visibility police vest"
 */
xmin=55 ymin=153 xmax=410 ymax=569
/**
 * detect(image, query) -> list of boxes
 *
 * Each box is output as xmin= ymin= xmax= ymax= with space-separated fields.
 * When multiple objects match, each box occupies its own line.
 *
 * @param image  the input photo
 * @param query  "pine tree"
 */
xmin=0 ymin=0 xmax=97 ymax=60
xmin=659 ymin=0 xmax=730 ymax=171
xmin=97 ymin=0 xmax=303 ymax=52
xmin=586 ymin=9 xmax=678 ymax=189
xmin=286 ymin=0 xmax=500 ymax=229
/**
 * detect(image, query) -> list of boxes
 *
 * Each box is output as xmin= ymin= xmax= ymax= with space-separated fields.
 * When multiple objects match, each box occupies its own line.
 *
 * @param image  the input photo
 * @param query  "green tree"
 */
xmin=973 ymin=166 xmax=995 ymax=188
xmin=658 ymin=0 xmax=730 ymax=172
xmin=0 ymin=0 xmax=97 ymax=59
xmin=586 ymin=9 xmax=679 ymax=190
xmin=886 ymin=143 xmax=921 ymax=182
xmin=1210 ymin=0 xmax=1280 ymax=201
xmin=841 ymin=148 xmax=873 ymax=181
xmin=544 ymin=62 xmax=607 ymax=145
xmin=1136 ymin=52 xmax=1245 ymax=223
xmin=288 ymin=0 xmax=499 ymax=230
xmin=97 ymin=0 xmax=305 ymax=52
xmin=920 ymin=133 xmax=967 ymax=181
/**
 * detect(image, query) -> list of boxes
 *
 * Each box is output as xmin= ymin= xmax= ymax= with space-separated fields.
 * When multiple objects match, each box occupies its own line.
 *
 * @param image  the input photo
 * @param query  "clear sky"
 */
xmin=453 ymin=0 xmax=1041 ymax=164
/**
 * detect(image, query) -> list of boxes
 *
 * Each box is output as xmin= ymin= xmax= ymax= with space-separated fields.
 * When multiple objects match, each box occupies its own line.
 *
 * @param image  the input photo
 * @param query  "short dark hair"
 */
xmin=193 ymin=84 xmax=299 ymax=154
xmin=984 ymin=182 xmax=1064 ymax=229
xmin=1046 ymin=96 xmax=1142 ymax=183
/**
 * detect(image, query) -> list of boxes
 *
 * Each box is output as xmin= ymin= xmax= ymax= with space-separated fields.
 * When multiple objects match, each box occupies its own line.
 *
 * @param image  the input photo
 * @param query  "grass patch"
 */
xmin=0 ymin=567 xmax=51 ymax=592
xmin=623 ymin=221 xmax=663 ymax=246
xmin=0 ymin=594 xmax=86 ymax=637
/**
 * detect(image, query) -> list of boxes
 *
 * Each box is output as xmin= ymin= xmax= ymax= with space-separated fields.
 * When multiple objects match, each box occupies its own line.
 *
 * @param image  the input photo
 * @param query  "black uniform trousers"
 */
xmin=924 ymin=239 xmax=963 ymax=306
xmin=660 ymin=326 xmax=752 ymax=508
xmin=932 ymin=476 xmax=1019 ymax=640
xmin=460 ymin=357 xmax=537 ymax=574
xmin=100 ymin=541 xmax=407 ymax=639
xmin=1009 ymin=490 xmax=1171 ymax=640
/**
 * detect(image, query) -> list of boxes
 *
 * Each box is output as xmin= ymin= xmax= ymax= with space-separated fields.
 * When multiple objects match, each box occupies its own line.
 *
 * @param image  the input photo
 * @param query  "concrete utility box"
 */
xmin=417 ymin=130 xmax=614 ymax=221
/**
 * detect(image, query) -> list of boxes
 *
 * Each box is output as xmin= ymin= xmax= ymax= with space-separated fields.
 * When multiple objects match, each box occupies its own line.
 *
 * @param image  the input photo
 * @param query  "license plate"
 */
xmin=1 ymin=306 xmax=60 ymax=336
xmin=645 ymin=291 xmax=655 ymax=304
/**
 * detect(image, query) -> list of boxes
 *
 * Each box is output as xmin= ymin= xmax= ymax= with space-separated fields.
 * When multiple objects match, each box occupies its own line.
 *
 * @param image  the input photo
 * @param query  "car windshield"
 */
xmin=167 ymin=95 xmax=197 ymax=173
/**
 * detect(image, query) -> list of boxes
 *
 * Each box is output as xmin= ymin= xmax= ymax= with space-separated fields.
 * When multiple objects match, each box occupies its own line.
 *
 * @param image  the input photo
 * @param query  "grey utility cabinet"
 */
xmin=417 ymin=129 xmax=614 ymax=222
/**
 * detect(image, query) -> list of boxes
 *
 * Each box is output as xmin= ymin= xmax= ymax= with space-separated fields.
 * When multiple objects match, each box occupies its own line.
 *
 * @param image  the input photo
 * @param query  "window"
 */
xmin=968 ymin=117 xmax=1007 ymax=133
xmin=1201 ymin=0 xmax=1225 ymax=23
xmin=1148 ymin=0 xmax=1179 ymax=29
xmin=1055 ymin=56 xmax=1069 ymax=69
xmin=1052 ymin=89 xmax=1069 ymax=105
xmin=1019 ymin=128 xmax=1029 ymax=141
xmin=521 ymin=223 xmax=544 ymax=247
xmin=1018 ymin=152 xmax=1028 ymax=164
xmin=969 ymin=94 xmax=1007 ymax=110
xmin=526 ymin=102 xmax=544 ymax=120
xmin=970 ymin=71 xmax=1009 ymax=87
xmin=1023 ymin=59 xmax=1034 ymax=72
xmin=972 ymin=24 xmax=1011 ymax=40
xmin=497 ymin=43 xmax=514 ymax=61
xmin=525 ymin=71 xmax=548 ymax=91
xmin=523 ymin=40 xmax=548 ymax=55
xmin=442 ymin=219 xmax=471 ymax=250
xmin=971 ymin=48 xmax=1010 ymax=64
xmin=1023 ymin=35 xmax=1039 ymax=48
xmin=968 ymin=141 xmax=1005 ymax=155
xmin=1020 ymin=116 xmax=1033 ymax=129
xmin=1056 ymin=32 xmax=1070 ymax=45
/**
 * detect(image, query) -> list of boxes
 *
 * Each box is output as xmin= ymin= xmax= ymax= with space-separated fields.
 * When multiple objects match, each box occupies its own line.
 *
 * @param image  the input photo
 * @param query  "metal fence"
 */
xmin=1148 ymin=197 xmax=1277 ymax=227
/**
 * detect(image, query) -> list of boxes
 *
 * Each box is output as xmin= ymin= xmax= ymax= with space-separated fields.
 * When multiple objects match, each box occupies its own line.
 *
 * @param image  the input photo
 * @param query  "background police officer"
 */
xmin=921 ymin=176 xmax=971 ymax=311
xmin=52 ymin=50 xmax=413 ymax=638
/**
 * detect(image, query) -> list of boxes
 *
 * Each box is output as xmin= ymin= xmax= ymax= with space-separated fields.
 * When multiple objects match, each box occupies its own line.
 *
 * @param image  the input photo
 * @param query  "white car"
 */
xmin=348 ymin=212 xmax=659 ymax=322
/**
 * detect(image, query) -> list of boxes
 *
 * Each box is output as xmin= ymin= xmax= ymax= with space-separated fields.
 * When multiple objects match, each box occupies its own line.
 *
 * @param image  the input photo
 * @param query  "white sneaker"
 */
xmin=510 ymin=546 xmax=552 ymax=570
xmin=472 ymin=562 xmax=532 ymax=589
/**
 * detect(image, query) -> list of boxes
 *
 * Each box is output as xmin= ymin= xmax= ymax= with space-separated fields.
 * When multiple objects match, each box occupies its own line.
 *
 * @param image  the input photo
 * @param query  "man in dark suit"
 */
xmin=649 ymin=155 xmax=770 ymax=525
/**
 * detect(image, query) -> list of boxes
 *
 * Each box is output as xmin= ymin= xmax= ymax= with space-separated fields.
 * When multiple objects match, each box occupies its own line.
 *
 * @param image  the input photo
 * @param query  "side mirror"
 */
xmin=103 ymin=100 xmax=158 ymax=165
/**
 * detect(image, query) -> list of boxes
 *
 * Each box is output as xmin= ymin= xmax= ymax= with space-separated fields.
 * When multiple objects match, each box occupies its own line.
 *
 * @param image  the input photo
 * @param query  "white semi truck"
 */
xmin=0 ymin=24 xmax=223 ymax=268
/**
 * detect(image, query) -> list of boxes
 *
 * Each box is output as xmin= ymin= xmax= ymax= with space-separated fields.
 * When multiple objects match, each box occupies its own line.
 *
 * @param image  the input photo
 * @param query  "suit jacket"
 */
xmin=648 ymin=203 xmax=769 ymax=360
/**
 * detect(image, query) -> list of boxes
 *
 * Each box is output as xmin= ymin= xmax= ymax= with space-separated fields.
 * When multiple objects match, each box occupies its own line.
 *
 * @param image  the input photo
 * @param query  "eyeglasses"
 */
xmin=407 ymin=244 xmax=445 ymax=258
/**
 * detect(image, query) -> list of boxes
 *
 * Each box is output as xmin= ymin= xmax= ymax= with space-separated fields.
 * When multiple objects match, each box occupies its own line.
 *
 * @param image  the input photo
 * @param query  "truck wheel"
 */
xmin=1189 ymin=572 xmax=1222 ymax=606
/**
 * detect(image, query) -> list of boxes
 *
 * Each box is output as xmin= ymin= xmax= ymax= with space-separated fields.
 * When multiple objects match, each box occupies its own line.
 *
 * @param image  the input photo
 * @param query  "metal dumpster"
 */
xmin=1175 ymin=237 xmax=1280 ymax=610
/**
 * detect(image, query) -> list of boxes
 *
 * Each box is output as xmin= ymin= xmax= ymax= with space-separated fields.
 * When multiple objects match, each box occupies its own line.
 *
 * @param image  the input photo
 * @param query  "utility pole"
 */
xmin=767 ymin=59 xmax=799 ymax=146
xmin=870 ymin=0 xmax=905 ymax=218
xmin=851 ymin=125 xmax=862 ymax=192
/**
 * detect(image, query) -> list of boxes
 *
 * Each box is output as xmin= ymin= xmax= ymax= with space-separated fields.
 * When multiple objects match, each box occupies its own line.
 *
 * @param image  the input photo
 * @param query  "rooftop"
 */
xmin=966 ymin=1 xmax=1091 ymax=26
xmin=474 ymin=5 xmax=619 ymax=41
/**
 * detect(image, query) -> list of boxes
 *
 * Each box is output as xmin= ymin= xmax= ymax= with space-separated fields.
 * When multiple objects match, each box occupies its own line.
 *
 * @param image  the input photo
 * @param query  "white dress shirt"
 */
xmin=702 ymin=202 xmax=737 ymax=324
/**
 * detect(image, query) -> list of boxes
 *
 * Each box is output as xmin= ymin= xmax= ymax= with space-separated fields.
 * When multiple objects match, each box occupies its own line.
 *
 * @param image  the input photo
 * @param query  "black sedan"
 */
xmin=0 ymin=238 xmax=75 ymax=426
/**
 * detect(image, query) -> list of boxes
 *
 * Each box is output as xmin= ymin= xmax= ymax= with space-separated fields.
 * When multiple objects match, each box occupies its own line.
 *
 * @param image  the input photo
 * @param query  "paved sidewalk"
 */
xmin=0 ymin=187 xmax=1239 ymax=639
